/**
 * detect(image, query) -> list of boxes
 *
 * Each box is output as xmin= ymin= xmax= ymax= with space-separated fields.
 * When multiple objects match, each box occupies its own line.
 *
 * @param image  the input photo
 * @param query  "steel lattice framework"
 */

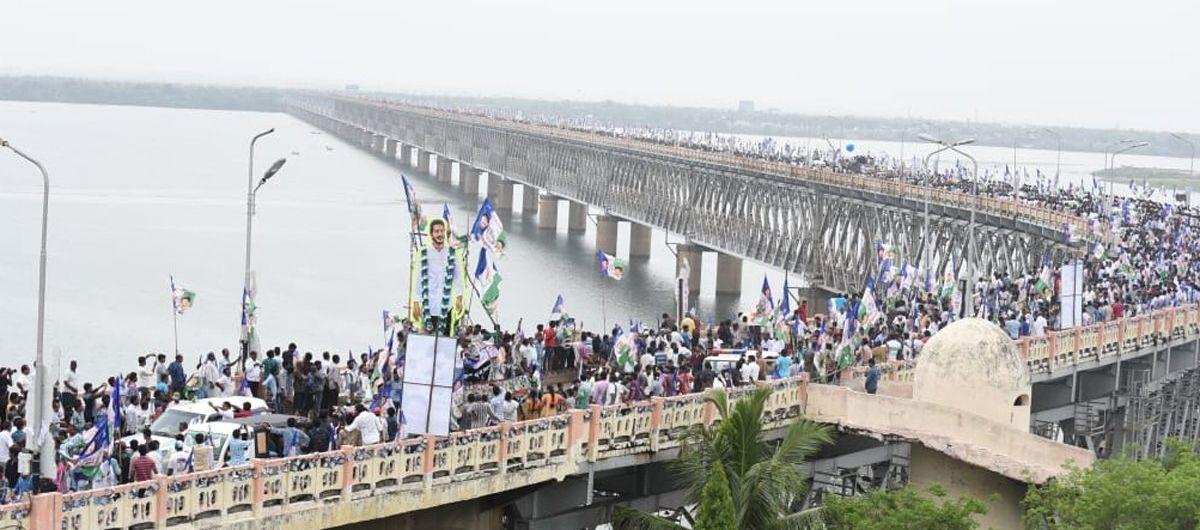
xmin=286 ymin=94 xmax=1080 ymax=294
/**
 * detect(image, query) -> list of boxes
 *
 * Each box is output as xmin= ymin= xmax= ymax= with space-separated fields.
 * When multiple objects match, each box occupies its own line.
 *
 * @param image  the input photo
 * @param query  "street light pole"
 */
xmin=1041 ymin=128 xmax=1062 ymax=188
xmin=1111 ymin=141 xmax=1150 ymax=172
xmin=242 ymin=128 xmax=275 ymax=373
xmin=1 ymin=137 xmax=56 ymax=478
xmin=1103 ymin=139 xmax=1137 ymax=171
xmin=1170 ymin=132 xmax=1195 ymax=177
xmin=919 ymin=134 xmax=978 ymax=318
xmin=922 ymin=144 xmax=954 ymax=278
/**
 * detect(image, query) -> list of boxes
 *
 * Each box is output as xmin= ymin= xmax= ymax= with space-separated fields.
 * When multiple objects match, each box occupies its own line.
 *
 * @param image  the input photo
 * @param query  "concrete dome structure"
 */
xmin=914 ymin=318 xmax=1032 ymax=430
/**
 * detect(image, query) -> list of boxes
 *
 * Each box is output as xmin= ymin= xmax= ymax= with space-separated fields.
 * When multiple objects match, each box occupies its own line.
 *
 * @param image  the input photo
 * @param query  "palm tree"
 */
xmin=614 ymin=386 xmax=834 ymax=530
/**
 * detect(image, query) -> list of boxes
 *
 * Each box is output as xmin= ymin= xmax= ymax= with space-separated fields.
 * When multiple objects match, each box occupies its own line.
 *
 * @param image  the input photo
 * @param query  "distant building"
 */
xmin=737 ymin=100 xmax=755 ymax=113
xmin=345 ymin=84 xmax=360 ymax=91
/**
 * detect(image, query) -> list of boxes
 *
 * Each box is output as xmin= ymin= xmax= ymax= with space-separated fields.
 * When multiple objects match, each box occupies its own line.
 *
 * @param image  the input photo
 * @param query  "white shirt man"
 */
xmin=13 ymin=369 xmax=31 ymax=396
xmin=0 ymin=429 xmax=12 ymax=468
xmin=1032 ymin=315 xmax=1048 ymax=337
xmin=246 ymin=362 xmax=262 ymax=385
xmin=63 ymin=368 xmax=81 ymax=396
xmin=742 ymin=357 xmax=760 ymax=382
xmin=137 ymin=360 xmax=156 ymax=390
xmin=640 ymin=352 xmax=655 ymax=370
xmin=346 ymin=407 xmax=383 ymax=445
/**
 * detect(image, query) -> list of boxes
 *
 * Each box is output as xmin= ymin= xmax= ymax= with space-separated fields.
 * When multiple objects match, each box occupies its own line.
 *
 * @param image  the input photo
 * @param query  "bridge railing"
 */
xmin=20 ymin=375 xmax=809 ymax=530
xmin=840 ymin=303 xmax=1200 ymax=384
xmin=322 ymin=95 xmax=1099 ymax=242
xmin=1 ymin=498 xmax=29 ymax=529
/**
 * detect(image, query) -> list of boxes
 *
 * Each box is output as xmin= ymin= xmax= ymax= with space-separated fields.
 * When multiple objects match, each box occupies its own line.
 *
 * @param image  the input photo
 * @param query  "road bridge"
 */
xmin=288 ymin=93 xmax=1200 ymax=459
xmin=284 ymin=93 xmax=1086 ymax=295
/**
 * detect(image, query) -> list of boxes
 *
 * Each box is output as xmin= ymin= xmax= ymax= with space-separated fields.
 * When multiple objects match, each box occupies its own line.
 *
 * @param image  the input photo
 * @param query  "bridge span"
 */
xmin=284 ymin=92 xmax=1200 ymax=460
xmin=284 ymin=93 xmax=1087 ymax=295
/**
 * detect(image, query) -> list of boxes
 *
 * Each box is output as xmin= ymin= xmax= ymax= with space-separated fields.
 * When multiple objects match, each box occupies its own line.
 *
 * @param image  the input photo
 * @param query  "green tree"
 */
xmin=820 ymin=484 xmax=987 ymax=530
xmin=694 ymin=462 xmax=737 ymax=530
xmin=614 ymin=386 xmax=833 ymax=530
xmin=1023 ymin=440 xmax=1200 ymax=530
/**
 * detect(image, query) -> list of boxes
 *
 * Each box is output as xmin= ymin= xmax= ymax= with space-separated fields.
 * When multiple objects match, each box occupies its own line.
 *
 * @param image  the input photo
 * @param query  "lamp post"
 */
xmin=1041 ymin=128 xmax=1062 ymax=188
xmin=1 ymin=137 xmax=56 ymax=477
xmin=899 ymin=121 xmax=937 ymax=174
xmin=1110 ymin=141 xmax=1149 ymax=171
xmin=242 ymin=128 xmax=284 ymax=373
xmin=1103 ymin=139 xmax=1137 ymax=170
xmin=919 ymin=134 xmax=978 ymax=318
xmin=1169 ymin=132 xmax=1195 ymax=177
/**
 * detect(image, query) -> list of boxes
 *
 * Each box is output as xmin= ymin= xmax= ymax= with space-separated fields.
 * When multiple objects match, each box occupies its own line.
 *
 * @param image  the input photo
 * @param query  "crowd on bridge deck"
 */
xmin=0 ymin=286 xmax=945 ymax=505
xmin=397 ymin=96 xmax=1200 ymax=345
xmin=6 ymin=100 xmax=1200 ymax=504
xmin=5 ymin=199 xmax=1200 ymax=502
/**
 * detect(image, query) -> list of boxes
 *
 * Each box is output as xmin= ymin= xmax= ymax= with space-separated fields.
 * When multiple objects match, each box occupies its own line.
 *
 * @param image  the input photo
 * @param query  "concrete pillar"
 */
xmin=538 ymin=195 xmax=559 ymax=229
xmin=400 ymin=145 xmax=414 ymax=166
xmin=486 ymin=173 xmax=503 ymax=200
xmin=676 ymin=244 xmax=702 ymax=293
xmin=567 ymin=201 xmax=588 ymax=232
xmin=417 ymin=150 xmax=431 ymax=174
xmin=385 ymin=138 xmax=398 ymax=161
xmin=372 ymin=134 xmax=385 ymax=154
xmin=629 ymin=223 xmax=653 ymax=259
xmin=522 ymin=185 xmax=540 ymax=213
xmin=715 ymin=252 xmax=743 ymax=295
xmin=437 ymin=158 xmax=454 ymax=183
xmin=495 ymin=180 xmax=515 ymax=211
xmin=359 ymin=129 xmax=371 ymax=148
xmin=596 ymin=216 xmax=618 ymax=255
xmin=459 ymin=165 xmax=480 ymax=194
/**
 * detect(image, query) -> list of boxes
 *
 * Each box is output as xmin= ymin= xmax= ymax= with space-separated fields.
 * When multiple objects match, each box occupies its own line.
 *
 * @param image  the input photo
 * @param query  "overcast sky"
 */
xmin=2 ymin=0 xmax=1195 ymax=132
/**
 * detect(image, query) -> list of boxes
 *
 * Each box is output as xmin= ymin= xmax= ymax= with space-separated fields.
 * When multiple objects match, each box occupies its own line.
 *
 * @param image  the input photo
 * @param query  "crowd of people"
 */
xmin=410 ymin=96 xmax=1200 ymax=355
xmin=6 ymin=101 xmax=1199 ymax=505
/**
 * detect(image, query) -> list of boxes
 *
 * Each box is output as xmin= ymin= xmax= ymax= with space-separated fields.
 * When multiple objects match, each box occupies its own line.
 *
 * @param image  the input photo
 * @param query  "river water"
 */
xmin=1 ymin=101 xmax=1193 ymax=380
xmin=0 ymin=101 xmax=758 ymax=379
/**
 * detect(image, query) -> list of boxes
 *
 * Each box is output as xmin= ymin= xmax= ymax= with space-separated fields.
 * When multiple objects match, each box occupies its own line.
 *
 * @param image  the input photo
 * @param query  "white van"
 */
xmin=119 ymin=396 xmax=269 ymax=447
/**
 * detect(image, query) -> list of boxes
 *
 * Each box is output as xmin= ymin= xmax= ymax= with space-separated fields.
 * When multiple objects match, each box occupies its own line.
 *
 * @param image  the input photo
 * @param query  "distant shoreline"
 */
xmin=1093 ymin=167 xmax=1197 ymax=191
xmin=1 ymin=75 xmax=1196 ymax=159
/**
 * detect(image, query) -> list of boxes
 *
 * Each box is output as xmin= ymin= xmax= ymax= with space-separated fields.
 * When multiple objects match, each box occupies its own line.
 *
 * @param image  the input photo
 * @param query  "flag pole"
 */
xmin=170 ymin=275 xmax=180 ymax=356
xmin=602 ymin=286 xmax=608 ymax=332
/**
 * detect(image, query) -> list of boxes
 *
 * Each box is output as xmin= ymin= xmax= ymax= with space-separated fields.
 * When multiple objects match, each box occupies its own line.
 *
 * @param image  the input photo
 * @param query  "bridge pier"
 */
xmin=538 ymin=195 xmax=559 ymax=229
xmin=567 ymin=201 xmax=588 ymax=232
xmin=715 ymin=252 xmax=743 ymax=295
xmin=493 ymin=178 xmax=515 ymax=211
xmin=676 ymin=244 xmax=702 ymax=293
xmin=485 ymin=173 xmax=501 ymax=200
xmin=522 ymin=185 xmax=540 ymax=214
xmin=416 ymin=150 xmax=432 ymax=174
xmin=384 ymin=138 xmax=398 ymax=161
xmin=436 ymin=158 xmax=453 ymax=184
xmin=400 ymin=144 xmax=414 ymax=167
xmin=596 ymin=215 xmax=619 ymax=255
xmin=629 ymin=223 xmax=652 ymax=259
xmin=459 ymin=165 xmax=480 ymax=195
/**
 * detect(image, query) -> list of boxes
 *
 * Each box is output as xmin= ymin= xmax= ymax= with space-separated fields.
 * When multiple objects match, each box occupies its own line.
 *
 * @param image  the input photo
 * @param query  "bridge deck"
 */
xmin=17 ymin=374 xmax=1090 ymax=530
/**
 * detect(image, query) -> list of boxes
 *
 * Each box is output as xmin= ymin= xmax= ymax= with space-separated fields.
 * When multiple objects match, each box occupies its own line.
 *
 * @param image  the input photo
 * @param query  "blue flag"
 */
xmin=759 ymin=275 xmax=775 ymax=311
xmin=550 ymin=294 xmax=565 ymax=319
xmin=779 ymin=277 xmax=791 ymax=316
xmin=402 ymin=176 xmax=418 ymax=216
xmin=78 ymin=413 xmax=111 ymax=462
xmin=111 ymin=376 xmax=122 ymax=432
